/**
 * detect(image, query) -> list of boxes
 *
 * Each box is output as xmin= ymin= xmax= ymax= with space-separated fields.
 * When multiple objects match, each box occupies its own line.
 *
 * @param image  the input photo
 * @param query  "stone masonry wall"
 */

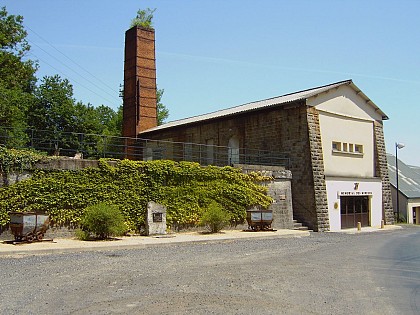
xmin=238 ymin=164 xmax=294 ymax=229
xmin=306 ymin=107 xmax=330 ymax=231
xmin=374 ymin=121 xmax=394 ymax=225
xmin=278 ymin=105 xmax=318 ymax=231
xmin=142 ymin=102 xmax=322 ymax=231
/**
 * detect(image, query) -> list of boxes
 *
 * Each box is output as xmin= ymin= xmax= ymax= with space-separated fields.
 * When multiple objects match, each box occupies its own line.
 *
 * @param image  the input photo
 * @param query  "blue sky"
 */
xmin=3 ymin=0 xmax=420 ymax=166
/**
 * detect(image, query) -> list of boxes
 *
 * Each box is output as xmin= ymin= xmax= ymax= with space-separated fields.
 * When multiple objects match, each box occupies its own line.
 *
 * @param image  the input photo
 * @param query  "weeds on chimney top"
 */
xmin=131 ymin=8 xmax=156 ymax=29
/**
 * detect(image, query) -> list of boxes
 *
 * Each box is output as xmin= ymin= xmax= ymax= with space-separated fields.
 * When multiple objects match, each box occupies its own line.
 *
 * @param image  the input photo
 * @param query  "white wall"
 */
xmin=307 ymin=84 xmax=387 ymax=230
xmin=326 ymin=178 xmax=383 ymax=231
xmin=308 ymin=84 xmax=380 ymax=179
xmin=307 ymin=84 xmax=383 ymax=122
xmin=318 ymin=112 xmax=375 ymax=178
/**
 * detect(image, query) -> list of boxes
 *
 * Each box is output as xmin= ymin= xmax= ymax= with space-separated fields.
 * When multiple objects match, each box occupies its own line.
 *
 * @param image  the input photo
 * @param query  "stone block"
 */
xmin=146 ymin=201 xmax=167 ymax=235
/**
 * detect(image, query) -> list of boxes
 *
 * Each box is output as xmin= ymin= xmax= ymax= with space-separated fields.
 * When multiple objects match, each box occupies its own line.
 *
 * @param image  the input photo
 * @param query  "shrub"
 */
xmin=75 ymin=228 xmax=90 ymax=241
xmin=199 ymin=202 xmax=230 ymax=233
xmin=80 ymin=202 xmax=127 ymax=240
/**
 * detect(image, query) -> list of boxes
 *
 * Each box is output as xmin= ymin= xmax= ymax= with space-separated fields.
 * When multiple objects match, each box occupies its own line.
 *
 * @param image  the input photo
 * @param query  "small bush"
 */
xmin=80 ymin=202 xmax=127 ymax=240
xmin=199 ymin=202 xmax=230 ymax=233
xmin=75 ymin=228 xmax=90 ymax=241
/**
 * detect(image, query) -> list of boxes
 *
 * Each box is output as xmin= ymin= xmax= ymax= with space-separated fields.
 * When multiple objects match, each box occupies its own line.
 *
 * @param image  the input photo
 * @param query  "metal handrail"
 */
xmin=0 ymin=127 xmax=290 ymax=168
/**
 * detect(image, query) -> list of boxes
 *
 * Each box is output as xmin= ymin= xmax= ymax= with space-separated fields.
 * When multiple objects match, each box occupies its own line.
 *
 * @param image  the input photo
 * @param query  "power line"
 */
xmin=28 ymin=40 xmax=121 ymax=104
xmin=27 ymin=26 xmax=120 ymax=92
xmin=28 ymin=52 xmax=120 ymax=107
xmin=26 ymin=26 xmax=121 ymax=104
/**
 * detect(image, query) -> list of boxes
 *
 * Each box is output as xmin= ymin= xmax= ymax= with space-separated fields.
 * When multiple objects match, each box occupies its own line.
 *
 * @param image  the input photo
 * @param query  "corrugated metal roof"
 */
xmin=141 ymin=79 xmax=387 ymax=134
xmin=387 ymin=153 xmax=420 ymax=199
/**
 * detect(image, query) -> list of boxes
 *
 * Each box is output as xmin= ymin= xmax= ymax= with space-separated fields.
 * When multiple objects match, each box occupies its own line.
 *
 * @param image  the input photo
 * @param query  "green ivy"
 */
xmin=0 ymin=146 xmax=46 ymax=174
xmin=0 ymin=158 xmax=273 ymax=230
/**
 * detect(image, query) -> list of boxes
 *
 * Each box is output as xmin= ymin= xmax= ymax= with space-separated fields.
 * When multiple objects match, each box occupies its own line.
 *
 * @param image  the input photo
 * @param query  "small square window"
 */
xmin=355 ymin=144 xmax=363 ymax=154
xmin=349 ymin=144 xmax=354 ymax=152
xmin=332 ymin=141 xmax=341 ymax=151
xmin=343 ymin=143 xmax=348 ymax=152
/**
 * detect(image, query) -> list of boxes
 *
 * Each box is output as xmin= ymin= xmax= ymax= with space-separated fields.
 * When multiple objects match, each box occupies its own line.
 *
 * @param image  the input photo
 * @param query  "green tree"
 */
xmin=94 ymin=105 xmax=122 ymax=135
xmin=71 ymin=102 xmax=102 ymax=156
xmin=73 ymin=102 xmax=98 ymax=134
xmin=0 ymin=7 xmax=127 ymax=155
xmin=28 ymin=75 xmax=77 ymax=155
xmin=112 ymin=106 xmax=123 ymax=135
xmin=73 ymin=103 xmax=122 ymax=158
xmin=0 ymin=6 xmax=37 ymax=91
xmin=0 ymin=6 xmax=37 ymax=147
xmin=157 ymin=88 xmax=169 ymax=125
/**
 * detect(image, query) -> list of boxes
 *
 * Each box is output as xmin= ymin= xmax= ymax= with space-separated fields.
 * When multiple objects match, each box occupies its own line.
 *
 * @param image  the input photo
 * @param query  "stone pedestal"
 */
xmin=146 ymin=201 xmax=167 ymax=235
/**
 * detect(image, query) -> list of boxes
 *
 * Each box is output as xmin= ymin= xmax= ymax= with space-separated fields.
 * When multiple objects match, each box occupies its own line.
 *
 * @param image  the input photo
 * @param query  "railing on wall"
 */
xmin=0 ymin=127 xmax=290 ymax=168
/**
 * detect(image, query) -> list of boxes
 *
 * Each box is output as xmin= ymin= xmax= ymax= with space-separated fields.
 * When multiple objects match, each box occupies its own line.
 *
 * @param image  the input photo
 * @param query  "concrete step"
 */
xmin=293 ymin=219 xmax=309 ymax=231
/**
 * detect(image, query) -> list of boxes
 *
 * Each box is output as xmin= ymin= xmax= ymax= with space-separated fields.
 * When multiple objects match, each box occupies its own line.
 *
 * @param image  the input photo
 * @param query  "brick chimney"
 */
xmin=123 ymin=26 xmax=157 ymax=138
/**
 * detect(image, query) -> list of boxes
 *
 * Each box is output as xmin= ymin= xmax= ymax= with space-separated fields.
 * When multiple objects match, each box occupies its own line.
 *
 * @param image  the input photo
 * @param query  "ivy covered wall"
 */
xmin=0 ymin=148 xmax=273 ymax=231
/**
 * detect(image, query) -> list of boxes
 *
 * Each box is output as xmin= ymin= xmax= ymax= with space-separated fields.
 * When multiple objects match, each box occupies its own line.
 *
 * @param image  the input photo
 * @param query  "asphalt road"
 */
xmin=1 ymin=226 xmax=419 ymax=315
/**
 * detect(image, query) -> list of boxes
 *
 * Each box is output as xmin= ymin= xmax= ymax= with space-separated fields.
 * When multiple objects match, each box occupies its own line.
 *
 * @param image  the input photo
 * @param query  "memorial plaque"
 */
xmin=153 ymin=212 xmax=163 ymax=222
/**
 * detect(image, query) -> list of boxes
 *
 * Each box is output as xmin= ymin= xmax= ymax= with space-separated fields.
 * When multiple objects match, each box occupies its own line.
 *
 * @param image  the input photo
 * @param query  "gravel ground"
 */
xmin=1 ymin=227 xmax=419 ymax=314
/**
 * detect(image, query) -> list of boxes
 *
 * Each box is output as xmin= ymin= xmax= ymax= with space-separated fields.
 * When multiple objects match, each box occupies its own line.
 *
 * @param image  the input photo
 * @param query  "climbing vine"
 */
xmin=0 ymin=146 xmax=47 ymax=186
xmin=0 ymin=158 xmax=273 ymax=230
xmin=0 ymin=146 xmax=45 ymax=173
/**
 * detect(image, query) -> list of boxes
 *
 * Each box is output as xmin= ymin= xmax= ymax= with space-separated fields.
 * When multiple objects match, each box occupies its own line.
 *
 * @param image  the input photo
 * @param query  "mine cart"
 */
xmin=246 ymin=209 xmax=273 ymax=231
xmin=9 ymin=212 xmax=49 ymax=242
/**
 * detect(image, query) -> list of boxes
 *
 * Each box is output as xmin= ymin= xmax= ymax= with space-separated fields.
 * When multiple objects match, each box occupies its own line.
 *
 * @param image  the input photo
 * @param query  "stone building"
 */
xmin=123 ymin=26 xmax=394 ymax=231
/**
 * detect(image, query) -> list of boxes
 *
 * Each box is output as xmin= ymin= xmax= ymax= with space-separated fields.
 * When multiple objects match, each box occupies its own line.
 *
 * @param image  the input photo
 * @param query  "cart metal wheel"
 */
xmin=36 ymin=232 xmax=44 ymax=241
xmin=26 ymin=233 xmax=34 ymax=243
